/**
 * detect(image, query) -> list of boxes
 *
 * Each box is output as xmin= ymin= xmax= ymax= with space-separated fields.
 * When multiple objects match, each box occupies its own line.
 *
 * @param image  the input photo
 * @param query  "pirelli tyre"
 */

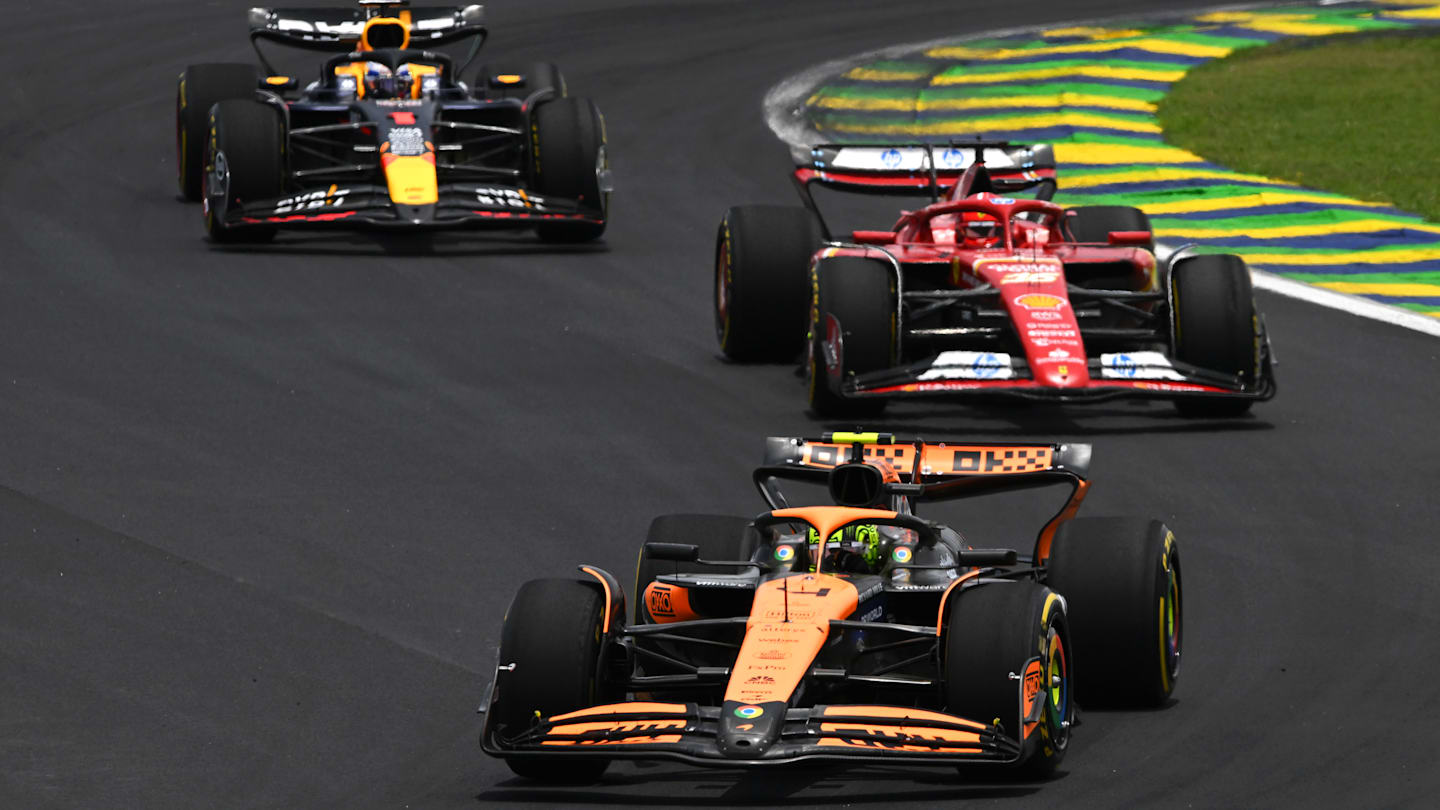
xmin=1045 ymin=517 xmax=1181 ymax=708
xmin=476 ymin=61 xmax=565 ymax=102
xmin=1064 ymin=205 xmax=1153 ymax=249
xmin=177 ymin=63 xmax=262 ymax=201
xmin=531 ymin=97 xmax=608 ymax=243
xmin=943 ymin=581 xmax=1073 ymax=777
xmin=807 ymin=256 xmax=896 ymax=419
xmin=1170 ymin=254 xmax=1259 ymax=417
xmin=714 ymin=205 xmax=823 ymax=362
xmin=494 ymin=578 xmax=612 ymax=783
xmin=634 ymin=514 xmax=755 ymax=624
xmin=203 ymin=99 xmax=285 ymax=244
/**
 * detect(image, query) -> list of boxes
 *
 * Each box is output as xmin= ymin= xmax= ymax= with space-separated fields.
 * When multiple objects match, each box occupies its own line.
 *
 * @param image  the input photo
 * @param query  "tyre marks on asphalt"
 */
xmin=789 ymin=2 xmax=1440 ymax=330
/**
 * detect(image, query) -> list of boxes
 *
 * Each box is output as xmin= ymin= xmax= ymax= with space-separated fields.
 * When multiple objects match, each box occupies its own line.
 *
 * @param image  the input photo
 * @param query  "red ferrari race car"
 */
xmin=714 ymin=142 xmax=1275 ymax=417
xmin=480 ymin=432 xmax=1182 ymax=781
xmin=176 ymin=1 xmax=609 ymax=243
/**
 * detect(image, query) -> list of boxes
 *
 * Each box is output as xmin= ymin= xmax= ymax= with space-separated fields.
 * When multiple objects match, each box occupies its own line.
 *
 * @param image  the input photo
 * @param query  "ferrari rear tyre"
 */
xmin=494 ymin=578 xmax=612 ymax=782
xmin=634 ymin=514 xmax=755 ymax=623
xmin=715 ymin=205 xmax=823 ymax=362
xmin=1064 ymin=205 xmax=1153 ymax=248
xmin=204 ymin=99 xmax=285 ymax=244
xmin=476 ymin=61 xmax=565 ymax=102
xmin=1045 ymin=517 xmax=1181 ymax=708
xmin=1170 ymin=254 xmax=1258 ymax=417
xmin=532 ymin=97 xmax=608 ymax=243
xmin=177 ymin=63 xmax=261 ymax=201
xmin=943 ymin=581 xmax=1073 ymax=777
xmin=807 ymin=256 xmax=896 ymax=419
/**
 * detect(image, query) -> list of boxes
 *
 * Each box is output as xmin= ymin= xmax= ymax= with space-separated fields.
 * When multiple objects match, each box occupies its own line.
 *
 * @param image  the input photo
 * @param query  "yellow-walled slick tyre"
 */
xmin=1046 ymin=517 xmax=1182 ymax=708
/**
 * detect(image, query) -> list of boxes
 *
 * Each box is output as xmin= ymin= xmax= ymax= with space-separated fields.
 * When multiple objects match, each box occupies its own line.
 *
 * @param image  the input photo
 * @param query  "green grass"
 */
xmin=1158 ymin=33 xmax=1440 ymax=222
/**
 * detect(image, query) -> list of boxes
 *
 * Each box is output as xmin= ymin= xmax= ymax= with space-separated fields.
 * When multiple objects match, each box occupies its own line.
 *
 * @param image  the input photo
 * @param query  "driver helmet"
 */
xmin=807 ymin=524 xmax=909 ymax=574
xmin=960 ymin=211 xmax=1001 ymax=248
xmin=364 ymin=64 xmax=414 ymax=99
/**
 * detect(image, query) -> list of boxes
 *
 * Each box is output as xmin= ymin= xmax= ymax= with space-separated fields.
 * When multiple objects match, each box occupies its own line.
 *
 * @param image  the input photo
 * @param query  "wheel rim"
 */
xmin=1159 ymin=549 xmax=1182 ymax=689
xmin=1045 ymin=625 xmax=1069 ymax=745
xmin=714 ymin=235 xmax=731 ymax=345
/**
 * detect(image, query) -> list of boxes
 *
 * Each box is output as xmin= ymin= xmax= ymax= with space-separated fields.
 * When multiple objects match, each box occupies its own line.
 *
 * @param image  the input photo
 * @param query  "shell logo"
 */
xmin=1014 ymin=293 xmax=1066 ymax=310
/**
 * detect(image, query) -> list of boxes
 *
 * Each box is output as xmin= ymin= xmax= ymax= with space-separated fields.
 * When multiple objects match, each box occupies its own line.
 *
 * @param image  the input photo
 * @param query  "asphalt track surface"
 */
xmin=3 ymin=1 xmax=1438 ymax=807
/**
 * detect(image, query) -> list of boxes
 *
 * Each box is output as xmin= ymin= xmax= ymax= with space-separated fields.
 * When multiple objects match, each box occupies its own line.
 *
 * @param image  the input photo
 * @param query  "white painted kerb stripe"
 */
xmin=1251 ymin=270 xmax=1440 ymax=337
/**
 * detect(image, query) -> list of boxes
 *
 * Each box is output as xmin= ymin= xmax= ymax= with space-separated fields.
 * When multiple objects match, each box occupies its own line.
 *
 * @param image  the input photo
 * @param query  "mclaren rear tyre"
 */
xmin=634 ymin=514 xmax=755 ymax=623
xmin=714 ymin=205 xmax=823 ymax=362
xmin=476 ymin=61 xmax=566 ymax=102
xmin=494 ymin=578 xmax=612 ymax=783
xmin=203 ymin=99 xmax=285 ymax=244
xmin=1064 ymin=205 xmax=1153 ymax=248
xmin=177 ymin=63 xmax=261 ymax=201
xmin=944 ymin=581 xmax=1073 ymax=778
xmin=532 ymin=97 xmax=608 ymax=243
xmin=807 ymin=257 xmax=896 ymax=419
xmin=1171 ymin=254 xmax=1259 ymax=417
xmin=1045 ymin=517 xmax=1181 ymax=708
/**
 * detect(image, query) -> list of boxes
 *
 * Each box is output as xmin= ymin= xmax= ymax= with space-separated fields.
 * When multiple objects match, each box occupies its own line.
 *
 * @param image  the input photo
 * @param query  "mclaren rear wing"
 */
xmin=756 ymin=433 xmax=1091 ymax=563
xmin=760 ymin=433 xmax=1089 ymax=485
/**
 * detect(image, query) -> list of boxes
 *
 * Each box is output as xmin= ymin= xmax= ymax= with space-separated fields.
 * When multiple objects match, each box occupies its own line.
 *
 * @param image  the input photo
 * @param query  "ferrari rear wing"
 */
xmin=790 ymin=141 xmax=1055 ymax=240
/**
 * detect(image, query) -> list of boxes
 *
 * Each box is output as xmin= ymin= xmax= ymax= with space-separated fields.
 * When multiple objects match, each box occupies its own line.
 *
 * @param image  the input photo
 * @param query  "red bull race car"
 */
xmin=714 ymin=142 xmax=1275 ymax=417
xmin=176 ymin=1 xmax=609 ymax=243
xmin=480 ymin=432 xmax=1182 ymax=781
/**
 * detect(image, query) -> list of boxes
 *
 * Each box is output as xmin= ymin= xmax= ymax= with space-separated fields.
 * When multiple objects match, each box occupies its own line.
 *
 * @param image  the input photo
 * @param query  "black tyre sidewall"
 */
xmin=178 ymin=63 xmax=261 ymax=201
xmin=495 ymin=578 xmax=612 ymax=781
xmin=715 ymin=205 xmax=822 ymax=362
xmin=1171 ymin=254 xmax=1258 ymax=416
xmin=1045 ymin=517 xmax=1181 ymax=708
xmin=943 ymin=581 xmax=1072 ymax=775
xmin=532 ymin=97 xmax=607 ymax=242
xmin=807 ymin=256 xmax=895 ymax=418
xmin=204 ymin=99 xmax=285 ymax=243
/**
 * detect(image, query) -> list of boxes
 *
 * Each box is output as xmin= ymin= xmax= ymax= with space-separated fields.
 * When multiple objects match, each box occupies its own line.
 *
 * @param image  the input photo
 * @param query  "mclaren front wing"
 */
xmin=481 ymin=698 xmax=1023 ymax=766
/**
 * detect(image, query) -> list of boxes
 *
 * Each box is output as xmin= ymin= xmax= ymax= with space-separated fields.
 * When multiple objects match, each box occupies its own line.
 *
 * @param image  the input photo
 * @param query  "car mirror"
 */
xmin=645 ymin=542 xmax=700 ymax=562
xmin=957 ymin=548 xmax=1018 ymax=566
xmin=1107 ymin=230 xmax=1151 ymax=247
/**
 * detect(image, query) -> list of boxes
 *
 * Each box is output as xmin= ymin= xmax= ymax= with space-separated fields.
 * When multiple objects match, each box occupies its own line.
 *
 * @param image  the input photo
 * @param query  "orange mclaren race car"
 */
xmin=480 ymin=433 xmax=1182 ymax=781
xmin=176 ymin=1 xmax=608 ymax=243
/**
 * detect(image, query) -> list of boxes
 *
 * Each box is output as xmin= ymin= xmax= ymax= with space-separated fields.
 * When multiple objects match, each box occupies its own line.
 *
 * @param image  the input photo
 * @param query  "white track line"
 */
xmin=761 ymin=2 xmax=1440 ymax=339
xmin=1251 ymin=270 xmax=1440 ymax=336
